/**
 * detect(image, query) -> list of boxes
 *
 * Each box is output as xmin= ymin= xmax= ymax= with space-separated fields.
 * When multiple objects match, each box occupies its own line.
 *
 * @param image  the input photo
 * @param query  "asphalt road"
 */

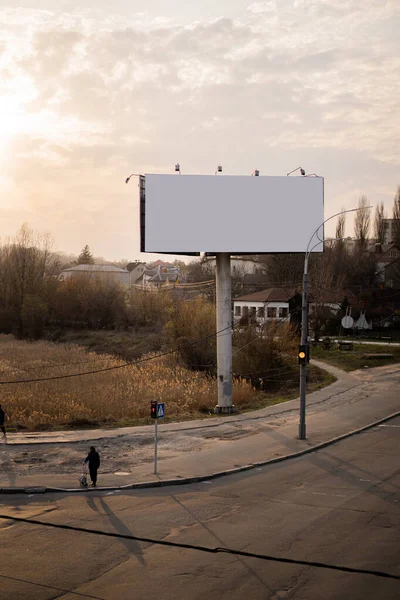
xmin=0 ymin=417 xmax=399 ymax=599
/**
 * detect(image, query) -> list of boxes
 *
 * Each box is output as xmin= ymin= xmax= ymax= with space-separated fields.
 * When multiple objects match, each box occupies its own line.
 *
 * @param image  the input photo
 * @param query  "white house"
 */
xmin=202 ymin=256 xmax=266 ymax=278
xmin=234 ymin=286 xmax=355 ymax=325
xmin=125 ymin=261 xmax=146 ymax=284
xmin=233 ymin=288 xmax=294 ymax=323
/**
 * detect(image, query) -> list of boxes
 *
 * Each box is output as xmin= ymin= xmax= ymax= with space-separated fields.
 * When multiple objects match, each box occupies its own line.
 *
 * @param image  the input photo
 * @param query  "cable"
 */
xmin=0 ymin=283 xmax=301 ymax=385
xmin=233 ymin=367 xmax=297 ymax=379
xmin=0 ymin=515 xmax=398 ymax=581
xmin=0 ymin=294 xmax=295 ymax=382
xmin=0 ymin=357 xmax=123 ymax=375
xmin=0 ymin=319 xmax=242 ymax=385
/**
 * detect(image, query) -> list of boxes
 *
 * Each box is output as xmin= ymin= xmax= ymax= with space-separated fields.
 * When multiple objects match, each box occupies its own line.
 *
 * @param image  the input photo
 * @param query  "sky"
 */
xmin=1 ymin=0 xmax=399 ymax=261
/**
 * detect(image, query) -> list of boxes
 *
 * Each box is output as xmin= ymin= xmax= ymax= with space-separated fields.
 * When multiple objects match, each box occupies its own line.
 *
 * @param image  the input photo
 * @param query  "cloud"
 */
xmin=0 ymin=2 xmax=399 ymax=257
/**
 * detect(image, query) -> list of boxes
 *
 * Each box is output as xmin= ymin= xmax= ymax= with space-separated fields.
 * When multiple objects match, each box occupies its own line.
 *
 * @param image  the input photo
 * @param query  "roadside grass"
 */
xmin=311 ymin=343 xmax=400 ymax=371
xmin=0 ymin=334 xmax=335 ymax=431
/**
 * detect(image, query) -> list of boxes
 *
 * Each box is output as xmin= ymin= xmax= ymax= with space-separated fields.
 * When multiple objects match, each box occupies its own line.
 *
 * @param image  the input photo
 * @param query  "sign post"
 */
xmin=151 ymin=401 xmax=165 ymax=475
xmin=154 ymin=417 xmax=158 ymax=475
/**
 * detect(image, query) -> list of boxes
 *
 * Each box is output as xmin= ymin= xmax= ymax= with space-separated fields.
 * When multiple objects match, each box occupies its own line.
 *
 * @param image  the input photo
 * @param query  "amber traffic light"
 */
xmin=298 ymin=345 xmax=307 ymax=365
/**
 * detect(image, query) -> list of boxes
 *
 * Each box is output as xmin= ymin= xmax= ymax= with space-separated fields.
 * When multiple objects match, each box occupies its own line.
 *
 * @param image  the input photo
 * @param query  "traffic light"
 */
xmin=298 ymin=345 xmax=307 ymax=365
xmin=151 ymin=400 xmax=158 ymax=419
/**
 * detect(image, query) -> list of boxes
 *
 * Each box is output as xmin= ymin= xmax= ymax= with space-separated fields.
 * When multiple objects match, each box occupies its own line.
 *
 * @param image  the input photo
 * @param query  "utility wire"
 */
xmin=0 ymin=319 xmax=242 ymax=386
xmin=0 ymin=293 xmax=298 ymax=385
xmin=0 ymin=514 xmax=398 ymax=582
xmin=0 ymin=357 xmax=123 ymax=375
xmin=0 ymin=302 xmax=297 ymax=381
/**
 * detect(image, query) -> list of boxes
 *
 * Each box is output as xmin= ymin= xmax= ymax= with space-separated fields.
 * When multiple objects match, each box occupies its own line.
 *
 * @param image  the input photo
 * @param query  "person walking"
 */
xmin=84 ymin=446 xmax=100 ymax=487
xmin=0 ymin=404 xmax=6 ymax=441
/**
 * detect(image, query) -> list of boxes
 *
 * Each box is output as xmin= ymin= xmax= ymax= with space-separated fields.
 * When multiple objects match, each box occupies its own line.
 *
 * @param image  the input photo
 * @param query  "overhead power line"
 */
xmin=0 ymin=296 xmax=296 ymax=385
xmin=0 ymin=514 xmax=398 ymax=582
xmin=0 ymin=319 xmax=241 ymax=386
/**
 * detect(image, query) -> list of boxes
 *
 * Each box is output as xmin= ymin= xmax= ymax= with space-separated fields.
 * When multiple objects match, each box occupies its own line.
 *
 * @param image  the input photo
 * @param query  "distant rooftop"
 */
xmin=62 ymin=264 xmax=128 ymax=273
xmin=234 ymin=288 xmax=297 ymax=303
xmin=235 ymin=286 xmax=356 ymax=304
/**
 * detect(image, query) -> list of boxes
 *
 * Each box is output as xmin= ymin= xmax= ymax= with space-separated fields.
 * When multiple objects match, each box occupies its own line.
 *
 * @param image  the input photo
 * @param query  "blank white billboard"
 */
xmin=142 ymin=175 xmax=324 ymax=254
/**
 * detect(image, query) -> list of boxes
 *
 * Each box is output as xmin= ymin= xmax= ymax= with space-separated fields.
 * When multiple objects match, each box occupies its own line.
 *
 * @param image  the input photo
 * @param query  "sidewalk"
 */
xmin=1 ymin=361 xmax=399 ymax=493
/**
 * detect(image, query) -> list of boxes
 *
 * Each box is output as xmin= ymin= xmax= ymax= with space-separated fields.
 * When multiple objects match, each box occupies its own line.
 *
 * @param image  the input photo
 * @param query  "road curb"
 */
xmin=1 ymin=410 xmax=400 ymax=495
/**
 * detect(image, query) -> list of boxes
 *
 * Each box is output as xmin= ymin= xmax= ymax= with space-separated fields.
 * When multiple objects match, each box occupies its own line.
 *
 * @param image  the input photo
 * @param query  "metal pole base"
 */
xmin=298 ymin=423 xmax=306 ymax=440
xmin=214 ymin=405 xmax=237 ymax=415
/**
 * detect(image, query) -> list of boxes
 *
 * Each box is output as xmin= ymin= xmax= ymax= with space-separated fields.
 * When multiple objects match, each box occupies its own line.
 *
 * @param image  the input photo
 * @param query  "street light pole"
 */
xmin=299 ymin=255 xmax=309 ymax=440
xmin=298 ymin=207 xmax=367 ymax=440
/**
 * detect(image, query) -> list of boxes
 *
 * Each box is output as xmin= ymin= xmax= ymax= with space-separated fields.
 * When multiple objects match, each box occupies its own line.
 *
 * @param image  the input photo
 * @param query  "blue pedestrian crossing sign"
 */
xmin=157 ymin=402 xmax=165 ymax=418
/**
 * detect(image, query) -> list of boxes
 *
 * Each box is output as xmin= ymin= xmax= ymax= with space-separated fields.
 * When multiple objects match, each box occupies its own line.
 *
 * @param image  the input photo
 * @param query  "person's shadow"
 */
xmin=84 ymin=495 xmax=146 ymax=565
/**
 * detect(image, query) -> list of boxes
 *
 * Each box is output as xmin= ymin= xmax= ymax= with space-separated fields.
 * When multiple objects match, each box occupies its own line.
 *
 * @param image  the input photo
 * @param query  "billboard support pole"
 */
xmin=214 ymin=253 xmax=235 ymax=414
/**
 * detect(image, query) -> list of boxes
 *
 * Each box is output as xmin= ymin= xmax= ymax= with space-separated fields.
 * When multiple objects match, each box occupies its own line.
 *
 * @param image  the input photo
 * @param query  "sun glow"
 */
xmin=0 ymin=74 xmax=44 ymax=157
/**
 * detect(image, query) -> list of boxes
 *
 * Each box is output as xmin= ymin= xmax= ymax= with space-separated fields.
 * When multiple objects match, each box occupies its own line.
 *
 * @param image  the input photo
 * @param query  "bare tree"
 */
xmin=335 ymin=210 xmax=346 ymax=242
xmin=392 ymin=186 xmax=400 ymax=247
xmin=354 ymin=195 xmax=371 ymax=252
xmin=374 ymin=201 xmax=386 ymax=244
xmin=0 ymin=224 xmax=58 ymax=337
xmin=266 ymin=254 xmax=304 ymax=286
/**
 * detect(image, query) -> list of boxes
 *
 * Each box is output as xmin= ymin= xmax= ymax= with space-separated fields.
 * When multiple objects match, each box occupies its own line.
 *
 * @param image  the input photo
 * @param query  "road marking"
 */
xmin=378 ymin=424 xmax=400 ymax=428
xmin=310 ymin=491 xmax=347 ymax=498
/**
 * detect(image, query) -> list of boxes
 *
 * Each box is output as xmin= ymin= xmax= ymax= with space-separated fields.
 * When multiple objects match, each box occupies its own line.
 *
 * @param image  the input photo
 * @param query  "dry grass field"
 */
xmin=0 ymin=335 xmax=263 ymax=430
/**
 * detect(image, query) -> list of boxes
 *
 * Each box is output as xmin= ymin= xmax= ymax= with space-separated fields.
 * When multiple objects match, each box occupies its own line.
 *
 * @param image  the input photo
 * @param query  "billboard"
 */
xmin=141 ymin=175 xmax=324 ymax=255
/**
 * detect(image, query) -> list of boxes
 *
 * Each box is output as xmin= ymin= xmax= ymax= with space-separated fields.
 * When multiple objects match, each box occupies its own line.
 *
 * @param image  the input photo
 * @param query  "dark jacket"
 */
xmin=85 ymin=450 xmax=100 ymax=470
xmin=0 ymin=408 xmax=4 ymax=426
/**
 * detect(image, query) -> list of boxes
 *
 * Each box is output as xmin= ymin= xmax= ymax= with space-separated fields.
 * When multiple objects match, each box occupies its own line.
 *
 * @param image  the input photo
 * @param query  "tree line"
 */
xmin=1 ymin=186 xmax=399 ymax=341
xmin=0 ymin=226 xmax=126 ymax=338
xmin=260 ymin=188 xmax=400 ymax=291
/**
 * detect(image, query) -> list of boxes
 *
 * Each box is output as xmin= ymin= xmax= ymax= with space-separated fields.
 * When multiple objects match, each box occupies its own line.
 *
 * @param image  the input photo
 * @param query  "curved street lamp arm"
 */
xmin=305 ymin=207 xmax=362 ymax=256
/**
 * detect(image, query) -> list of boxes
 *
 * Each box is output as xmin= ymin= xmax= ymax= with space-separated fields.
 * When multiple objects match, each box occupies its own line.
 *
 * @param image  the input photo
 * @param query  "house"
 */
xmin=343 ymin=238 xmax=377 ymax=253
xmin=58 ymin=264 xmax=130 ymax=287
xmin=202 ymin=256 xmax=266 ymax=278
xmin=142 ymin=261 xmax=182 ymax=289
xmin=382 ymin=219 xmax=399 ymax=244
xmin=233 ymin=288 xmax=295 ymax=323
xmin=353 ymin=287 xmax=400 ymax=328
xmin=373 ymin=243 xmax=400 ymax=286
xmin=125 ymin=261 xmax=146 ymax=284
xmin=233 ymin=286 xmax=356 ymax=325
